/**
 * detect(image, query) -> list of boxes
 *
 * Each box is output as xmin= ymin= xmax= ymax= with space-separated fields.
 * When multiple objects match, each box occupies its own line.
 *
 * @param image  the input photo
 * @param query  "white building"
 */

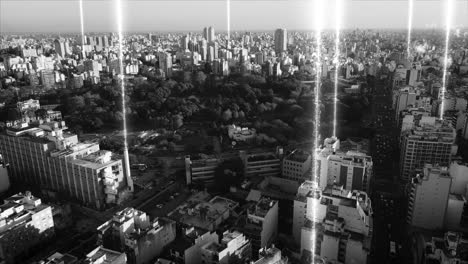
xmin=407 ymin=164 xmax=452 ymax=230
xmin=97 ymin=208 xmax=176 ymax=264
xmin=200 ymin=231 xmax=251 ymax=264
xmin=295 ymin=182 xmax=372 ymax=264
xmin=169 ymin=227 xmax=219 ymax=264
xmin=316 ymin=138 xmax=372 ymax=192
xmin=449 ymin=160 xmax=468 ymax=197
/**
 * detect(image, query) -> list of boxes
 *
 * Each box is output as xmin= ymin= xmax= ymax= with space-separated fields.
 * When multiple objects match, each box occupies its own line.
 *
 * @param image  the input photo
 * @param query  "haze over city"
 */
xmin=1 ymin=0 xmax=468 ymax=33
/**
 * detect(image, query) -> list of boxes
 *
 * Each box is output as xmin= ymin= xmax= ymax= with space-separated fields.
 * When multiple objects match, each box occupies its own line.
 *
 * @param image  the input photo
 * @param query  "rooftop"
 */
xmin=284 ymin=149 xmax=311 ymax=163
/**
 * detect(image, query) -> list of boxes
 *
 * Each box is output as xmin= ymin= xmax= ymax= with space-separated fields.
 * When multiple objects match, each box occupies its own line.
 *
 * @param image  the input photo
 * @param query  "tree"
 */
xmin=222 ymin=109 xmax=233 ymax=121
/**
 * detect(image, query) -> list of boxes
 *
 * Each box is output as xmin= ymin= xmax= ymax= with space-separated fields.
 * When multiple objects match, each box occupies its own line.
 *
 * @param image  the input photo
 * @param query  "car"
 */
xmin=156 ymin=204 xmax=163 ymax=209
xmin=174 ymin=192 xmax=180 ymax=196
xmin=169 ymin=196 xmax=175 ymax=200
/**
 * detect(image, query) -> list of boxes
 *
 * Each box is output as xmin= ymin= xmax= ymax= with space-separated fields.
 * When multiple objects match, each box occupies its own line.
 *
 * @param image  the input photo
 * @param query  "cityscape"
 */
xmin=0 ymin=0 xmax=468 ymax=264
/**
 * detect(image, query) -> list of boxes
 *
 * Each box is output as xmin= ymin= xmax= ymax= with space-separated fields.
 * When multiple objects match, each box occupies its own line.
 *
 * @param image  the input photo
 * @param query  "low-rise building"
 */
xmin=425 ymin=232 xmax=468 ymax=264
xmin=38 ymin=252 xmax=78 ymax=264
xmin=0 ymin=192 xmax=55 ymax=264
xmin=200 ymin=231 xmax=251 ymax=264
xmin=168 ymin=227 xmax=219 ymax=264
xmin=241 ymin=197 xmax=278 ymax=258
xmin=294 ymin=182 xmax=373 ymax=264
xmin=83 ymin=246 xmax=127 ymax=264
xmin=97 ymin=208 xmax=176 ymax=264
xmin=282 ymin=150 xmax=311 ymax=182
xmin=240 ymin=151 xmax=281 ymax=178
xmin=168 ymin=193 xmax=238 ymax=232
xmin=253 ymin=246 xmax=288 ymax=264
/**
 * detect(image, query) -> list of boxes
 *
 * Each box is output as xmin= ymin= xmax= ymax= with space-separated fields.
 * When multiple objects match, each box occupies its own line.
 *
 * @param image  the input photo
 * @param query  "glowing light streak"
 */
xmin=79 ymin=0 xmax=85 ymax=59
xmin=116 ymin=0 xmax=133 ymax=188
xmin=227 ymin=0 xmax=230 ymax=48
xmin=333 ymin=0 xmax=342 ymax=138
xmin=406 ymin=0 xmax=414 ymax=59
xmin=311 ymin=0 xmax=325 ymax=262
xmin=440 ymin=0 xmax=454 ymax=119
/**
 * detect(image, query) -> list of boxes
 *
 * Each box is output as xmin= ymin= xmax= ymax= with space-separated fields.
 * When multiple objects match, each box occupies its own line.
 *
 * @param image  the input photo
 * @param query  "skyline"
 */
xmin=1 ymin=0 xmax=467 ymax=33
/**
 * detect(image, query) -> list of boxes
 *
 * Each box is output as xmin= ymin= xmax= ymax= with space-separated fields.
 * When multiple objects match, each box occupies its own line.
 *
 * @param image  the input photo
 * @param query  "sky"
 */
xmin=0 ymin=0 xmax=467 ymax=33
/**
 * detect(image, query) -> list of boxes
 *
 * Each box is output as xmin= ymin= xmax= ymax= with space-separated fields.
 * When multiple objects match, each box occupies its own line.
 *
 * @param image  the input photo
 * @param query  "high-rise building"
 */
xmin=400 ymin=117 xmax=456 ymax=182
xmin=97 ymin=208 xmax=176 ymax=264
xmin=203 ymin=27 xmax=208 ymax=41
xmin=294 ymin=182 xmax=372 ymax=264
xmin=407 ymin=164 xmax=452 ymax=230
xmin=207 ymin=27 xmax=215 ymax=43
xmin=40 ymin=69 xmax=55 ymax=89
xmin=54 ymin=39 xmax=66 ymax=58
xmin=241 ymin=197 xmax=278 ymax=259
xmin=200 ymin=230 xmax=251 ymax=264
xmin=274 ymin=29 xmax=287 ymax=55
xmin=158 ymin=52 xmax=173 ymax=78
xmin=0 ymin=192 xmax=55 ymax=264
xmin=0 ymin=119 xmax=133 ymax=210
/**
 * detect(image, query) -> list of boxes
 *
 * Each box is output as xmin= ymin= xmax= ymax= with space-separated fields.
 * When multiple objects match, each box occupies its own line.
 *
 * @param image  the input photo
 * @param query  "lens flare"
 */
xmin=79 ymin=0 xmax=85 ymax=59
xmin=440 ymin=0 xmax=454 ymax=119
xmin=333 ymin=0 xmax=342 ymax=138
xmin=406 ymin=0 xmax=414 ymax=59
xmin=116 ymin=0 xmax=133 ymax=190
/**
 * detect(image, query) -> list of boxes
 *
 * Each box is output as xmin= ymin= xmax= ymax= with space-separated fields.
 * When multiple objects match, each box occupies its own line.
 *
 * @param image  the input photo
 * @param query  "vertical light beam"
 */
xmin=440 ymin=0 xmax=454 ymax=119
xmin=332 ymin=0 xmax=342 ymax=138
xmin=406 ymin=0 xmax=414 ymax=59
xmin=227 ymin=0 xmax=230 ymax=48
xmin=116 ymin=0 xmax=133 ymax=190
xmin=311 ymin=0 xmax=325 ymax=262
xmin=79 ymin=0 xmax=86 ymax=59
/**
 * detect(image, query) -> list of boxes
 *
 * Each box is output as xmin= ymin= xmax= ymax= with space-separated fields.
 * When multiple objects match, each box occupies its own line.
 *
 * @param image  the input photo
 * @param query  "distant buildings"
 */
xmin=0 ymin=192 xmax=55 ymax=264
xmin=227 ymin=124 xmax=256 ymax=142
xmin=97 ymin=208 xmax=176 ymax=264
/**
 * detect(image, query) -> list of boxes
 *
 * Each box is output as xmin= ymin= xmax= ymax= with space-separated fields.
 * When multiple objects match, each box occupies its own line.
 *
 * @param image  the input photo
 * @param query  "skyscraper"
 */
xmin=274 ymin=29 xmax=287 ymax=55
xmin=208 ymin=26 xmax=215 ymax=43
